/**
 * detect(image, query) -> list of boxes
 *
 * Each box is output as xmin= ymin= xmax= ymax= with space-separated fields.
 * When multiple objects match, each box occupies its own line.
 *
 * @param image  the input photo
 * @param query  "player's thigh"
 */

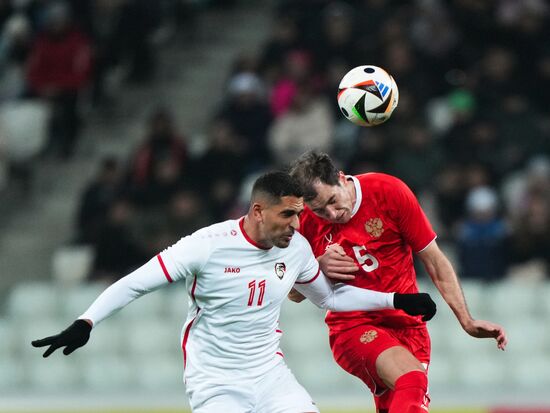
xmin=256 ymin=360 xmax=319 ymax=413
xmin=375 ymin=345 xmax=425 ymax=388
xmin=329 ymin=325 xmax=402 ymax=394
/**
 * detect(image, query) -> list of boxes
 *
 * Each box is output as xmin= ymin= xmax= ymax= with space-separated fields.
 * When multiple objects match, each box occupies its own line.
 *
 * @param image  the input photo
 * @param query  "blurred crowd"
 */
xmin=0 ymin=0 xmax=200 ymax=187
xmin=1 ymin=0 xmax=549 ymax=283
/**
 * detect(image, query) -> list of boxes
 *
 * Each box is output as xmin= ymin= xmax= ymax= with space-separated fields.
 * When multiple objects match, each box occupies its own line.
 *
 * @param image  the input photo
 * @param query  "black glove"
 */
xmin=31 ymin=319 xmax=92 ymax=357
xmin=394 ymin=292 xmax=436 ymax=321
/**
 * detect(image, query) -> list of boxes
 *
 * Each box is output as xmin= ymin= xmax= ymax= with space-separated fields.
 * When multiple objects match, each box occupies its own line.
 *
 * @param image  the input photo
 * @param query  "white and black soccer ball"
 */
xmin=337 ymin=65 xmax=399 ymax=127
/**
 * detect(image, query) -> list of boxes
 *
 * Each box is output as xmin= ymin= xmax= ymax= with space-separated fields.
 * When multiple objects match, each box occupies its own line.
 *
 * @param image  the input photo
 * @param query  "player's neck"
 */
xmin=242 ymin=215 xmax=272 ymax=249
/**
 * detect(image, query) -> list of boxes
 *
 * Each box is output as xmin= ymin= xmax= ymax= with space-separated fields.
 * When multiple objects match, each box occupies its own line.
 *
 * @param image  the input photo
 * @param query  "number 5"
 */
xmin=352 ymin=245 xmax=379 ymax=272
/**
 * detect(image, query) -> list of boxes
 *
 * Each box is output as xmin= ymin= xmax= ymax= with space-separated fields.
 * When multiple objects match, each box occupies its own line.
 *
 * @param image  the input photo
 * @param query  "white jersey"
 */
xmin=159 ymin=218 xmax=319 ymax=380
xmin=79 ymin=217 xmax=394 ymax=386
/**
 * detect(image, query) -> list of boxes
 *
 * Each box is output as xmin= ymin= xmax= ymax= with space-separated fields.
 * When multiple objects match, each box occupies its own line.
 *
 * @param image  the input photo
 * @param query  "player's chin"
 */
xmin=275 ymin=236 xmax=292 ymax=248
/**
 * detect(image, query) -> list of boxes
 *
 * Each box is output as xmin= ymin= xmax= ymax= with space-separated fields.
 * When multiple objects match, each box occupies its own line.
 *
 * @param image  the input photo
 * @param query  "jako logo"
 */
xmin=224 ymin=267 xmax=240 ymax=274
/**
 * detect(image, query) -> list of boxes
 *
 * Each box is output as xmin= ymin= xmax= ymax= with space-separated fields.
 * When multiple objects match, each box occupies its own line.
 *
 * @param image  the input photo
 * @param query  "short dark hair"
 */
xmin=288 ymin=151 xmax=339 ymax=201
xmin=251 ymin=171 xmax=303 ymax=204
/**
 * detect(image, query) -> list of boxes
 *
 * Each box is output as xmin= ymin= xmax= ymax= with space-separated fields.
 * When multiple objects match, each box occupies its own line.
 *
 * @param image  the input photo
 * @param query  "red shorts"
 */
xmin=329 ymin=324 xmax=431 ymax=409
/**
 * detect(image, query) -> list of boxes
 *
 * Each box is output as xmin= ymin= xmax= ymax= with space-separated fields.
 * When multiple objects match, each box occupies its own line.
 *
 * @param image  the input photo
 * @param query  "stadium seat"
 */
xmin=58 ymin=282 xmax=109 ymax=318
xmin=454 ymin=351 xmax=507 ymax=388
xmin=7 ymin=282 xmax=59 ymax=320
xmin=0 ymin=318 xmax=17 ymax=358
xmin=132 ymin=354 xmax=184 ymax=391
xmin=51 ymin=245 xmax=95 ymax=285
xmin=511 ymin=357 xmax=550 ymax=389
xmin=82 ymin=321 xmax=125 ymax=356
xmin=486 ymin=280 xmax=541 ymax=318
xmin=0 ymin=100 xmax=50 ymax=163
xmin=20 ymin=319 xmax=69 ymax=356
xmin=428 ymin=352 xmax=456 ymax=388
xmin=124 ymin=318 xmax=181 ymax=356
xmin=25 ymin=354 xmax=80 ymax=390
xmin=80 ymin=355 xmax=133 ymax=391
xmin=460 ymin=280 xmax=488 ymax=317
xmin=0 ymin=359 xmax=23 ymax=390
xmin=504 ymin=318 xmax=548 ymax=356
xmin=537 ymin=282 xmax=550 ymax=316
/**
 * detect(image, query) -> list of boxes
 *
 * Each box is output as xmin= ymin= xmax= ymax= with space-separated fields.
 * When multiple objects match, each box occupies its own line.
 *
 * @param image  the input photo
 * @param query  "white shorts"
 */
xmin=187 ymin=359 xmax=319 ymax=413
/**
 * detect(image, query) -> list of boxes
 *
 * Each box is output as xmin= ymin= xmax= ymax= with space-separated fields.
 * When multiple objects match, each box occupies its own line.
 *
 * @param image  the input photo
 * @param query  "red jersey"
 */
xmin=299 ymin=173 xmax=436 ymax=331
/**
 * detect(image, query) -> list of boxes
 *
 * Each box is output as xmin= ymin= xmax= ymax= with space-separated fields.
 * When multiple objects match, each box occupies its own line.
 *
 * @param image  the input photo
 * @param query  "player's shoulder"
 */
xmin=186 ymin=219 xmax=240 ymax=246
xmin=289 ymin=230 xmax=314 ymax=255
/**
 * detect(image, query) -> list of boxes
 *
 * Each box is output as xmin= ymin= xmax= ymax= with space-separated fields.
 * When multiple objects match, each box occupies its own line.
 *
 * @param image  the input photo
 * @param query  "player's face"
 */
xmin=308 ymin=174 xmax=354 ymax=224
xmin=261 ymin=196 xmax=303 ymax=248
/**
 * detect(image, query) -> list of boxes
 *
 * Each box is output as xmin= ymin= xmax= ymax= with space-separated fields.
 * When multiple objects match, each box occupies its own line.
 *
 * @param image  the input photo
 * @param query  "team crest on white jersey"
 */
xmin=274 ymin=262 xmax=286 ymax=279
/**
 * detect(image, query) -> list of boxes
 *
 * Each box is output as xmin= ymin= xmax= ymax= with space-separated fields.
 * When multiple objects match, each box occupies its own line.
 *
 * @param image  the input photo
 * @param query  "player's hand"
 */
xmin=318 ymin=244 xmax=359 ymax=281
xmin=288 ymin=287 xmax=306 ymax=303
xmin=463 ymin=319 xmax=508 ymax=351
xmin=393 ymin=293 xmax=437 ymax=321
xmin=31 ymin=319 xmax=92 ymax=357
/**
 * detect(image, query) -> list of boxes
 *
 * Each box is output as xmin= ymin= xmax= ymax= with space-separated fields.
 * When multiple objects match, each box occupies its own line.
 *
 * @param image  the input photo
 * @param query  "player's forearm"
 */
xmin=420 ymin=247 xmax=473 ymax=326
xmin=327 ymin=284 xmax=394 ymax=311
xmin=294 ymin=273 xmax=394 ymax=311
xmin=79 ymin=257 xmax=169 ymax=326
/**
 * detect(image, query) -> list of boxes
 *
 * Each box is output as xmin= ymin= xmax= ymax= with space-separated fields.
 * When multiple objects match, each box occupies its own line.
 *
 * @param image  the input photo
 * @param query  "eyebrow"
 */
xmin=280 ymin=208 xmax=303 ymax=216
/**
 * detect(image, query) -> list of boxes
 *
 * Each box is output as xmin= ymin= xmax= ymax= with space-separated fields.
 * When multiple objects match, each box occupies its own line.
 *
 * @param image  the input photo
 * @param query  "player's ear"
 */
xmin=338 ymin=171 xmax=347 ymax=184
xmin=251 ymin=202 xmax=264 ymax=223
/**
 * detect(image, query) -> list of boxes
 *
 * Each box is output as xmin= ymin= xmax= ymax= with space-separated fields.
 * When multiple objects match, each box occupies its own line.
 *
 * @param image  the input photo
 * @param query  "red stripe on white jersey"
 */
xmin=182 ymin=313 xmax=198 ymax=368
xmin=276 ymin=351 xmax=284 ymax=358
xmin=157 ymin=254 xmax=173 ymax=283
xmin=182 ymin=275 xmax=199 ymax=369
xmin=295 ymin=267 xmax=321 ymax=284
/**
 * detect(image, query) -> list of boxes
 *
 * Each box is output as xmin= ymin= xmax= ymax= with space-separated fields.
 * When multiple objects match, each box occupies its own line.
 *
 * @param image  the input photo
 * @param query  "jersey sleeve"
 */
xmin=294 ymin=236 xmax=321 ymax=284
xmin=388 ymin=177 xmax=436 ymax=253
xmin=155 ymin=231 xmax=213 ymax=283
xmin=294 ymin=272 xmax=395 ymax=311
xmin=79 ymin=232 xmax=213 ymax=326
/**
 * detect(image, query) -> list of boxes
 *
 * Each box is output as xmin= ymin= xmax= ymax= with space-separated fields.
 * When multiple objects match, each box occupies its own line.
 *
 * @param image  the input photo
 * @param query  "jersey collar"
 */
xmin=347 ymin=175 xmax=362 ymax=218
xmin=239 ymin=217 xmax=271 ymax=250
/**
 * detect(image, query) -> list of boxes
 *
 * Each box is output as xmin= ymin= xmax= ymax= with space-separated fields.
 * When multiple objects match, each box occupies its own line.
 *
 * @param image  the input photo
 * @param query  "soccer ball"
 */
xmin=337 ymin=65 xmax=399 ymax=127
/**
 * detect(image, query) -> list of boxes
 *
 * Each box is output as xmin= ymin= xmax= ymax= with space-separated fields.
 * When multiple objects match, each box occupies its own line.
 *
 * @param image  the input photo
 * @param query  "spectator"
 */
xmin=388 ymin=124 xmax=442 ymax=193
xmin=25 ymin=1 xmax=93 ymax=159
xmin=127 ymin=107 xmax=188 ymax=204
xmin=193 ymin=118 xmax=246 ymax=220
xmin=268 ymin=82 xmax=333 ymax=167
xmin=457 ymin=186 xmax=508 ymax=281
xmin=166 ymin=188 xmax=212 ymax=241
xmin=507 ymin=190 xmax=550 ymax=280
xmin=0 ymin=14 xmax=32 ymax=101
xmin=89 ymin=197 xmax=146 ymax=283
xmin=218 ymin=72 xmax=272 ymax=169
xmin=269 ymin=50 xmax=313 ymax=118
xmin=75 ymin=157 xmax=123 ymax=244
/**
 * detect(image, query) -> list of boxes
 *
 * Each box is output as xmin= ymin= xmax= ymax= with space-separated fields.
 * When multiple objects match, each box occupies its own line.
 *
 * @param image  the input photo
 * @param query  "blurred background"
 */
xmin=0 ymin=0 xmax=549 ymax=412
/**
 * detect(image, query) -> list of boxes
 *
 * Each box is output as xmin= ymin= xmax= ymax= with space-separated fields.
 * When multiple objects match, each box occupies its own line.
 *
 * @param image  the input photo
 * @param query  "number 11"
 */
xmin=248 ymin=280 xmax=266 ymax=306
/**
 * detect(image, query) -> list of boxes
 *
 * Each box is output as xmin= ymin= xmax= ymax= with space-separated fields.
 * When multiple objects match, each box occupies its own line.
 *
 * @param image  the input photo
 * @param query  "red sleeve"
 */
xmin=387 ymin=177 xmax=436 ymax=253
